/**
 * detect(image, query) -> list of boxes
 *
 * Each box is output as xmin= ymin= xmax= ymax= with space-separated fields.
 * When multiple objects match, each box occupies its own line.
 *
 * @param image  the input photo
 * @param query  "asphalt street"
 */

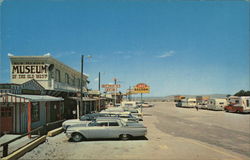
xmin=19 ymin=102 xmax=250 ymax=160
xmin=152 ymin=102 xmax=250 ymax=158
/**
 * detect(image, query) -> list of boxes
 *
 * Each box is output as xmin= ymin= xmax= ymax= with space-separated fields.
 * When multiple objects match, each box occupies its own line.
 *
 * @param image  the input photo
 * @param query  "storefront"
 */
xmin=0 ymin=93 xmax=63 ymax=134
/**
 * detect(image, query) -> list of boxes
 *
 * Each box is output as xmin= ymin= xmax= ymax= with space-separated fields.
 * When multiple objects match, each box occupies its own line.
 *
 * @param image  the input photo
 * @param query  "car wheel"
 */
xmin=120 ymin=134 xmax=130 ymax=140
xmin=72 ymin=133 xmax=83 ymax=142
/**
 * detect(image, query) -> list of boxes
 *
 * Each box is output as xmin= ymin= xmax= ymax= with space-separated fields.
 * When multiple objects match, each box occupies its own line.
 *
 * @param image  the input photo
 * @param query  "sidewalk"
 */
xmin=0 ymin=134 xmax=38 ymax=157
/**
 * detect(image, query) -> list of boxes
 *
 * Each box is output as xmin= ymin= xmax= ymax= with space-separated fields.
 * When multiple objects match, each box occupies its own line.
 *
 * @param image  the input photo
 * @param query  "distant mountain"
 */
xmin=165 ymin=94 xmax=228 ymax=99
xmin=129 ymin=94 xmax=229 ymax=102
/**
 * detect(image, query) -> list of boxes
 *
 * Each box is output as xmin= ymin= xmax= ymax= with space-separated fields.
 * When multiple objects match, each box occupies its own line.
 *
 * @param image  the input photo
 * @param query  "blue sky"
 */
xmin=0 ymin=0 xmax=249 ymax=97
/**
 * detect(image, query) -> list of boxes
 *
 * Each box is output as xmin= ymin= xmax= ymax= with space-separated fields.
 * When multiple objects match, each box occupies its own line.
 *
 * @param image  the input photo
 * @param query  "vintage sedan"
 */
xmin=65 ymin=118 xmax=147 ymax=142
xmin=62 ymin=113 xmax=110 ymax=130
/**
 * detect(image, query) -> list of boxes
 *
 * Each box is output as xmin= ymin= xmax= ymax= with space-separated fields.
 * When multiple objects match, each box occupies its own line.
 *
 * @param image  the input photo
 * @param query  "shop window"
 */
xmin=65 ymin=73 xmax=70 ymax=84
xmin=1 ymin=107 xmax=12 ymax=117
xmin=55 ymin=69 xmax=61 ymax=82
xmin=32 ymin=102 xmax=40 ymax=122
xmin=72 ymin=76 xmax=75 ymax=86
xmin=77 ymin=79 xmax=80 ymax=87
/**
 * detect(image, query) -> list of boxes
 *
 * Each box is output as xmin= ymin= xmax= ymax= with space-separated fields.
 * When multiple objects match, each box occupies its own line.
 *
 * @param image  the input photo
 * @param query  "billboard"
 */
xmin=133 ymin=83 xmax=150 ymax=94
xmin=102 ymin=84 xmax=121 ymax=93
xmin=11 ymin=64 xmax=48 ymax=80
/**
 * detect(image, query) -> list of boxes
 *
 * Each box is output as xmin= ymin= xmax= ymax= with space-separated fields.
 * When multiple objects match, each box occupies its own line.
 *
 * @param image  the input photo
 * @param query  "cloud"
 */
xmin=113 ymin=51 xmax=144 ymax=60
xmin=113 ymin=51 xmax=124 ymax=55
xmin=54 ymin=51 xmax=77 ymax=58
xmin=94 ymin=77 xmax=99 ymax=82
xmin=157 ymin=50 xmax=175 ymax=58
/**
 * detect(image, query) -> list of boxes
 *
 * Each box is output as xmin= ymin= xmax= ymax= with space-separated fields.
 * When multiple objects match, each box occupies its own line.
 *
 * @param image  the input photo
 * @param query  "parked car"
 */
xmin=141 ymin=102 xmax=154 ymax=108
xmin=124 ymin=108 xmax=143 ymax=121
xmin=100 ymin=111 xmax=140 ymax=122
xmin=65 ymin=118 xmax=147 ymax=142
xmin=102 ymin=106 xmax=143 ymax=121
xmin=62 ymin=113 xmax=112 ymax=130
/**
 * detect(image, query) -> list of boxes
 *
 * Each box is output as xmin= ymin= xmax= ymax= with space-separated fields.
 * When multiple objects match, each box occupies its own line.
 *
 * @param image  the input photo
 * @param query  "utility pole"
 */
xmin=129 ymin=86 xmax=131 ymax=101
xmin=114 ymin=78 xmax=117 ymax=106
xmin=98 ymin=72 xmax=101 ymax=91
xmin=80 ymin=55 xmax=84 ymax=117
xmin=98 ymin=72 xmax=101 ymax=111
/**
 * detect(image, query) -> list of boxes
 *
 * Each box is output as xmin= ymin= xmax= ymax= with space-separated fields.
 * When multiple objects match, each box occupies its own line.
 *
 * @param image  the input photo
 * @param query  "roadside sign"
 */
xmin=101 ymin=84 xmax=121 ymax=88
xmin=105 ymin=88 xmax=116 ymax=92
xmin=133 ymin=83 xmax=150 ymax=94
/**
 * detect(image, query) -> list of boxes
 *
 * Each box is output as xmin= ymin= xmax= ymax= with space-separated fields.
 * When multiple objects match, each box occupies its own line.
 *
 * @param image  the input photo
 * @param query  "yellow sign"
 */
xmin=133 ymin=83 xmax=150 ymax=94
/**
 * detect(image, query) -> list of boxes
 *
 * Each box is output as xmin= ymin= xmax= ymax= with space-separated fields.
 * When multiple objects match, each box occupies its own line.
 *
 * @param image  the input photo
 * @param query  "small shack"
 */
xmin=0 ymin=93 xmax=64 ymax=134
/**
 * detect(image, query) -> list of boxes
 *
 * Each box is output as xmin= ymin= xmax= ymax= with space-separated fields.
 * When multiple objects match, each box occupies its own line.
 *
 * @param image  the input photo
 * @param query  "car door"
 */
xmin=83 ymin=121 xmax=109 ymax=139
xmin=107 ymin=121 xmax=122 ymax=138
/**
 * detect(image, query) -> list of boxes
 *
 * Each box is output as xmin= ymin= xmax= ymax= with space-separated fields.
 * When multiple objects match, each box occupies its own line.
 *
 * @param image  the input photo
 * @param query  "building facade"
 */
xmin=9 ymin=54 xmax=88 ymax=93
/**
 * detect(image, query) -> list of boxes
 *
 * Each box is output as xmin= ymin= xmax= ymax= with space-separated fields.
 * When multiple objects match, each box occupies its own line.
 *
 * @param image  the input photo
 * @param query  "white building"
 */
xmin=9 ymin=54 xmax=88 ymax=94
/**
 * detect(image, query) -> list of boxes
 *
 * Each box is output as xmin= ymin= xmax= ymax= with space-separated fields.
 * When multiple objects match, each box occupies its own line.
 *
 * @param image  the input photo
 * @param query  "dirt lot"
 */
xmin=20 ymin=102 xmax=250 ymax=160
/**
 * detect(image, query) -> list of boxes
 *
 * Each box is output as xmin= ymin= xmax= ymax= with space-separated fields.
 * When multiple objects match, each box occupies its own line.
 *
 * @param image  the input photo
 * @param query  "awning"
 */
xmin=69 ymin=97 xmax=97 ymax=101
xmin=0 ymin=93 xmax=64 ymax=102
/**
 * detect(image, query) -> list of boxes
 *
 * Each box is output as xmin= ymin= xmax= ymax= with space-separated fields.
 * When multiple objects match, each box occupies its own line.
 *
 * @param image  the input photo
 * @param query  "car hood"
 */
xmin=63 ymin=119 xmax=81 ymax=124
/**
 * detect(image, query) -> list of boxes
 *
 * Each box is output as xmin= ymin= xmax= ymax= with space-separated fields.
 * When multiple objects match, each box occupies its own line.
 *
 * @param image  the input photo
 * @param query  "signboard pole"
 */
xmin=140 ymin=93 xmax=143 ymax=115
xmin=114 ymin=78 xmax=117 ymax=106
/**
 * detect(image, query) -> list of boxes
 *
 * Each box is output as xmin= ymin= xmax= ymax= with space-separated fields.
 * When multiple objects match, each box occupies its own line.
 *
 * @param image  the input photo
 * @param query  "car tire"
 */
xmin=72 ymin=133 xmax=83 ymax=142
xmin=120 ymin=134 xmax=131 ymax=140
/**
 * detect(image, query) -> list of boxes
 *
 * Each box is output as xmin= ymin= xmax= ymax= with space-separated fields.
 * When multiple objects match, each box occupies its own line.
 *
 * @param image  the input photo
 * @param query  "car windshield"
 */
xmin=130 ymin=110 xmax=138 ymax=113
xmin=80 ymin=115 xmax=90 ymax=121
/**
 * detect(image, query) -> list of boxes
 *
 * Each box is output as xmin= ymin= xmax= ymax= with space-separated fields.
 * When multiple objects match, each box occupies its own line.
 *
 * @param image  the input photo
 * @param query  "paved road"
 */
xmin=20 ymin=102 xmax=250 ymax=160
xmin=152 ymin=102 xmax=250 ymax=158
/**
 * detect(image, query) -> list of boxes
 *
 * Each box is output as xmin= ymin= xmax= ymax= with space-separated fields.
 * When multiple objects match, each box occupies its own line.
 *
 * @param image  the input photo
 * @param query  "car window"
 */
xmin=98 ymin=122 xmax=108 ymax=126
xmin=109 ymin=122 xmax=119 ymax=126
xmin=88 ymin=122 xmax=108 ymax=126
xmin=131 ymin=110 xmax=138 ymax=113
xmin=80 ymin=116 xmax=90 ymax=121
xmin=88 ymin=122 xmax=98 ymax=126
xmin=119 ymin=115 xmax=130 ymax=118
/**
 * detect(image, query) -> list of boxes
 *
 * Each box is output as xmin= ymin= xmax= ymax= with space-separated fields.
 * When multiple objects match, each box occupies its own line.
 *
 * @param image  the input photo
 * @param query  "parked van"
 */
xmin=121 ymin=101 xmax=138 ymax=108
xmin=181 ymin=98 xmax=196 ymax=108
xmin=227 ymin=96 xmax=240 ymax=105
xmin=207 ymin=98 xmax=227 ymax=111
xmin=225 ymin=96 xmax=250 ymax=113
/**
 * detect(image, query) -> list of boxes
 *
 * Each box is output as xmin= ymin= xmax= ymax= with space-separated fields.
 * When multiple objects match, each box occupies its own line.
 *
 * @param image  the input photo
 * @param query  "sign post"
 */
xmin=102 ymin=83 xmax=121 ymax=106
xmin=133 ymin=83 xmax=150 ymax=117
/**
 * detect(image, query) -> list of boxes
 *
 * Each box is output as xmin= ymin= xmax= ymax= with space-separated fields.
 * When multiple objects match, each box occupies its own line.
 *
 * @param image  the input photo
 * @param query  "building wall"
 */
xmin=9 ymin=55 xmax=88 ymax=92
xmin=31 ymin=102 xmax=46 ymax=129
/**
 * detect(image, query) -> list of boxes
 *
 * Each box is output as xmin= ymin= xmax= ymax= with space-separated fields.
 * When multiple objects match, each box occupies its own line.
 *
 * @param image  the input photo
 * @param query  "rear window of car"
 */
xmin=109 ymin=122 xmax=119 ymax=126
xmin=130 ymin=110 xmax=138 ymax=113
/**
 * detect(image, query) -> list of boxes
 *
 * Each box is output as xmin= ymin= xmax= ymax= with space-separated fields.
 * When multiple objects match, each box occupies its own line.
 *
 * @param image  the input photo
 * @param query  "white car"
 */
xmin=65 ymin=118 xmax=147 ymax=142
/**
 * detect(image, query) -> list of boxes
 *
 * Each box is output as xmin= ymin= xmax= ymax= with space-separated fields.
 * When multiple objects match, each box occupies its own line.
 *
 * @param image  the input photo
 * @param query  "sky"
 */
xmin=0 ymin=0 xmax=249 ymax=97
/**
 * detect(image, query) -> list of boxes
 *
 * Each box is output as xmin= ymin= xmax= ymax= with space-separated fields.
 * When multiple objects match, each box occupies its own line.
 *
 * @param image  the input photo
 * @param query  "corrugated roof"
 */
xmin=5 ymin=93 xmax=64 ymax=102
xmin=69 ymin=97 xmax=97 ymax=101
